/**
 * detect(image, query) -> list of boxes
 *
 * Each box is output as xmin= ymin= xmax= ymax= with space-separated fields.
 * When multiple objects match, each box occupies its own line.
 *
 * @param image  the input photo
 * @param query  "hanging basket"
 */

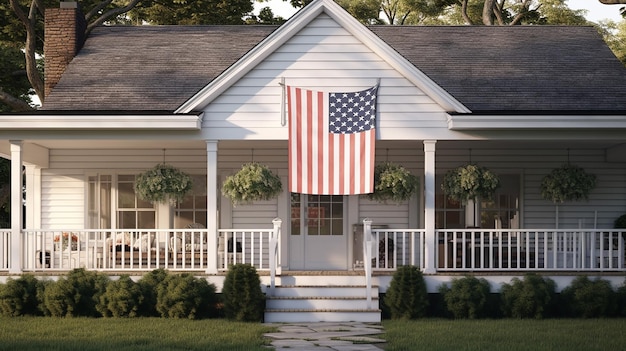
xmin=442 ymin=164 xmax=500 ymax=203
xmin=134 ymin=164 xmax=193 ymax=205
xmin=540 ymin=164 xmax=596 ymax=203
xmin=221 ymin=163 xmax=283 ymax=206
xmin=367 ymin=162 xmax=419 ymax=203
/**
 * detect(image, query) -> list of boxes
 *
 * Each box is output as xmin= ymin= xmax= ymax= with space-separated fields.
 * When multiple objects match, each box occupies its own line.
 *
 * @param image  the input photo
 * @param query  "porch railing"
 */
xmin=3 ymin=227 xmax=624 ymax=273
xmin=0 ymin=229 xmax=8 ymax=270
xmin=17 ymin=227 xmax=278 ymax=272
xmin=366 ymin=228 xmax=625 ymax=272
xmin=436 ymin=229 xmax=625 ymax=271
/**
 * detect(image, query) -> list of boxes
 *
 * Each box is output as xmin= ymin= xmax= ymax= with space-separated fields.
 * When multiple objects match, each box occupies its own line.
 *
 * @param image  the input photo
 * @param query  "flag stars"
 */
xmin=328 ymin=85 xmax=378 ymax=134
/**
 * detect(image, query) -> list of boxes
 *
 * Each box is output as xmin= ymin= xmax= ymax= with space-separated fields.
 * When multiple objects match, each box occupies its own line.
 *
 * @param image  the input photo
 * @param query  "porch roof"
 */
xmin=41 ymin=24 xmax=626 ymax=113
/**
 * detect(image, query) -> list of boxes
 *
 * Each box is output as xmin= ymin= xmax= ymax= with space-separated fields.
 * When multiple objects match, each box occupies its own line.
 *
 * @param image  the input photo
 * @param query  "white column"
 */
xmin=423 ymin=140 xmax=437 ymax=274
xmin=9 ymin=141 xmax=23 ymax=273
xmin=205 ymin=140 xmax=218 ymax=274
xmin=24 ymin=165 xmax=41 ymax=230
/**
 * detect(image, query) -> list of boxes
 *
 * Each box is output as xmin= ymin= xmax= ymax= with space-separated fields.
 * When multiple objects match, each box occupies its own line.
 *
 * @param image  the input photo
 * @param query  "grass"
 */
xmin=3 ymin=317 xmax=626 ymax=351
xmin=382 ymin=319 xmax=626 ymax=351
xmin=0 ymin=317 xmax=276 ymax=351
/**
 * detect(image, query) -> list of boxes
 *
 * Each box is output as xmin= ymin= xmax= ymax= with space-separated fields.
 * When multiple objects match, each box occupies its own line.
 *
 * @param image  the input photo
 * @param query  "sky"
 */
xmin=255 ymin=0 xmax=625 ymax=23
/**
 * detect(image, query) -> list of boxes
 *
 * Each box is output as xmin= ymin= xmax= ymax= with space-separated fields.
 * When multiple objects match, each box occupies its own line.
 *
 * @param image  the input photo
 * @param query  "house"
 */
xmin=1 ymin=0 xmax=626 ymax=322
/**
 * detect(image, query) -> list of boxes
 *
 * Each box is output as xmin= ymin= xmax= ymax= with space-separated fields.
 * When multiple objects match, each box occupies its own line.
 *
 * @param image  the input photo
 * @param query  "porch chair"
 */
xmin=170 ymin=223 xmax=207 ymax=257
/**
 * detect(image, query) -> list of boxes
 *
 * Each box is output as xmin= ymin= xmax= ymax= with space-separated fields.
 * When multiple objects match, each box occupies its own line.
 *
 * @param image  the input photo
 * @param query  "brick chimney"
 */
xmin=44 ymin=1 xmax=86 ymax=98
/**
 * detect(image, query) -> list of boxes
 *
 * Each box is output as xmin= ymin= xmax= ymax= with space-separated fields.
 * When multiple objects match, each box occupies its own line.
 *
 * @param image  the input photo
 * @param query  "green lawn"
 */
xmin=382 ymin=319 xmax=626 ymax=351
xmin=0 ymin=317 xmax=276 ymax=351
xmin=2 ymin=317 xmax=625 ymax=351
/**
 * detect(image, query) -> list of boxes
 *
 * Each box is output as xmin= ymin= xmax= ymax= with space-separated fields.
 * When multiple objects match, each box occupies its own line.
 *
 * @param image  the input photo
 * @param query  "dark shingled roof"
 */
xmin=42 ymin=25 xmax=626 ymax=113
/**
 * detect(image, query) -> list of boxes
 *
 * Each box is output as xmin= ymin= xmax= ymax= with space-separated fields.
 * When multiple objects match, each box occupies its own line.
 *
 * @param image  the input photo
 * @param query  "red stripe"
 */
xmin=295 ymin=88 xmax=303 ymax=193
xmin=316 ymin=91 xmax=324 ymax=194
xmin=338 ymin=134 xmax=345 ymax=194
xmin=328 ymin=131 xmax=335 ymax=194
xmin=358 ymin=132 xmax=366 ymax=193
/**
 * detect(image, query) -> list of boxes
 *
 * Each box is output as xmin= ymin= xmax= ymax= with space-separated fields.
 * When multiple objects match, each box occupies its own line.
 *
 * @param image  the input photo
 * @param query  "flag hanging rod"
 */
xmin=280 ymin=77 xmax=286 ymax=126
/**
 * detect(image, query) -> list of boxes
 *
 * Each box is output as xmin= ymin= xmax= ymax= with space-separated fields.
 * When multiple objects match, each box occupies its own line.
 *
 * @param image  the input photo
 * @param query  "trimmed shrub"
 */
xmin=42 ymin=268 xmax=109 ymax=317
xmin=440 ymin=276 xmax=490 ymax=319
xmin=384 ymin=265 xmax=429 ymax=319
xmin=97 ymin=275 xmax=143 ymax=317
xmin=561 ymin=276 xmax=616 ymax=318
xmin=617 ymin=279 xmax=626 ymax=317
xmin=221 ymin=264 xmax=265 ymax=322
xmin=500 ymin=274 xmax=556 ymax=319
xmin=0 ymin=274 xmax=46 ymax=316
xmin=156 ymin=273 xmax=217 ymax=319
xmin=137 ymin=268 xmax=169 ymax=317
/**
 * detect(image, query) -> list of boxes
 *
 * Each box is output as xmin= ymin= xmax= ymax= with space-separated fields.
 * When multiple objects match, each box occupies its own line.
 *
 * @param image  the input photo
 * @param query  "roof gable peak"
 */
xmin=175 ymin=0 xmax=468 ymax=114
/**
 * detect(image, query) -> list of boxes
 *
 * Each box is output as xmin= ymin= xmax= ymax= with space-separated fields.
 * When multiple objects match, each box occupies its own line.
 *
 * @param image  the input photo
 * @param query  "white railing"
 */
xmin=370 ymin=228 xmax=426 ymax=270
xmin=0 ymin=229 xmax=9 ymax=270
xmin=436 ymin=229 xmax=626 ymax=271
xmin=365 ymin=228 xmax=625 ymax=272
xmin=217 ymin=228 xmax=276 ymax=271
xmin=269 ymin=218 xmax=282 ymax=295
xmin=19 ymin=227 xmax=277 ymax=272
xmin=8 ymin=227 xmax=625 ymax=273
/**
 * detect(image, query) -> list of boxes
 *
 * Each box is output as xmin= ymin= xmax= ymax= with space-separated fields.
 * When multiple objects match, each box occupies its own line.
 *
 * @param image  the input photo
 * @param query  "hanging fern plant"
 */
xmin=442 ymin=164 xmax=500 ymax=203
xmin=540 ymin=164 xmax=596 ymax=203
xmin=134 ymin=164 xmax=193 ymax=205
xmin=222 ymin=163 xmax=283 ymax=206
xmin=367 ymin=162 xmax=419 ymax=203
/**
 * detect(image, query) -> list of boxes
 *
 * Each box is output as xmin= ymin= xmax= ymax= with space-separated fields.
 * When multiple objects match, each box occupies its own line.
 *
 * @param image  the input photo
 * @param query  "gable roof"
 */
xmin=41 ymin=25 xmax=277 ymax=112
xmin=41 ymin=9 xmax=626 ymax=113
xmin=370 ymin=25 xmax=626 ymax=112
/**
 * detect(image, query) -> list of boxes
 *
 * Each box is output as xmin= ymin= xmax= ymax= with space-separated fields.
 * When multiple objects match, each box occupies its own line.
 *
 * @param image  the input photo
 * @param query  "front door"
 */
xmin=289 ymin=194 xmax=348 ymax=270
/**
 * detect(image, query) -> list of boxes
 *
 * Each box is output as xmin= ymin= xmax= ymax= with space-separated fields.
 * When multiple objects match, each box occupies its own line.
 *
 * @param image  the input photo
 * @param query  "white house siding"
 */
xmin=41 ymin=148 xmax=208 ymax=229
xmin=200 ymin=14 xmax=451 ymax=141
xmin=435 ymin=147 xmax=626 ymax=230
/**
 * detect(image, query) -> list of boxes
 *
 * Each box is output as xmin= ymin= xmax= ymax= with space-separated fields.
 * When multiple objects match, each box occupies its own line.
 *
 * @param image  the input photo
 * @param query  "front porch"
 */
xmin=2 ymin=225 xmax=624 ymax=274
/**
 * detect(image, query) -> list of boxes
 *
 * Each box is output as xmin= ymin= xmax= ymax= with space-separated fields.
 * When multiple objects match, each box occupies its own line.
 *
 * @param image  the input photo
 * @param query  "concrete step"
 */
xmin=270 ymin=285 xmax=379 ymax=297
xmin=264 ymin=309 xmax=381 ymax=323
xmin=264 ymin=285 xmax=381 ymax=323
xmin=266 ymin=296 xmax=379 ymax=310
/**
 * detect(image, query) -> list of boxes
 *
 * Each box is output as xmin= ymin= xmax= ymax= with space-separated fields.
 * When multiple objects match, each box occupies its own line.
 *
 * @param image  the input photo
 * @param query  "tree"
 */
xmin=128 ymin=0 xmax=255 ymax=25
xmin=598 ymin=19 xmax=626 ymax=65
xmin=436 ymin=0 xmax=587 ymax=25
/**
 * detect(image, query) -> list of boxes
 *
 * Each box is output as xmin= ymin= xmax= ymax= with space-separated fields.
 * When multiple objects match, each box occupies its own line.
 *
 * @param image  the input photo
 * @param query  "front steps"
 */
xmin=264 ymin=285 xmax=381 ymax=323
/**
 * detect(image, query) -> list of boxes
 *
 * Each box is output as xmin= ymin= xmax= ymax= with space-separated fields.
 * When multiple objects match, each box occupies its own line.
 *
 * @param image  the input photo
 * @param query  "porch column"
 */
xmin=9 ymin=141 xmax=23 ymax=273
xmin=24 ymin=165 xmax=41 ymax=230
xmin=423 ymin=140 xmax=437 ymax=274
xmin=205 ymin=140 xmax=218 ymax=274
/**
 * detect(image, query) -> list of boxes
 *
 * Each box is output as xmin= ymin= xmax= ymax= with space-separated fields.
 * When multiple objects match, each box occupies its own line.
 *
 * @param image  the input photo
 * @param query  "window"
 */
xmin=117 ymin=175 xmax=155 ymax=229
xmin=87 ymin=174 xmax=155 ymax=229
xmin=290 ymin=194 xmax=344 ymax=236
xmin=174 ymin=174 xmax=207 ymax=228
xmin=435 ymin=174 xmax=520 ymax=229
xmin=87 ymin=175 xmax=111 ymax=229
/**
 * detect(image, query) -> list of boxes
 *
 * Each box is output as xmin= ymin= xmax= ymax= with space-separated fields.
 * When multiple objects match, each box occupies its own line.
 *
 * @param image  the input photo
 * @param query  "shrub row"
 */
xmin=384 ymin=265 xmax=626 ymax=319
xmin=0 ymin=264 xmax=264 ymax=321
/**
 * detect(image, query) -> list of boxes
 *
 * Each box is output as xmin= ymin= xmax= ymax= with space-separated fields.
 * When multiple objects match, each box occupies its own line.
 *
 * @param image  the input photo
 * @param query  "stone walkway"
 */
xmin=264 ymin=322 xmax=386 ymax=350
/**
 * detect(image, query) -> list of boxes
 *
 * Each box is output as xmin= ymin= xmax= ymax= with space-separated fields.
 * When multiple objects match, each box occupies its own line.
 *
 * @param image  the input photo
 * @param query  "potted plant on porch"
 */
xmin=134 ymin=164 xmax=193 ymax=205
xmin=540 ymin=164 xmax=596 ymax=204
xmin=222 ymin=162 xmax=283 ymax=206
xmin=367 ymin=162 xmax=419 ymax=203
xmin=441 ymin=164 xmax=501 ymax=203
xmin=441 ymin=164 xmax=500 ymax=227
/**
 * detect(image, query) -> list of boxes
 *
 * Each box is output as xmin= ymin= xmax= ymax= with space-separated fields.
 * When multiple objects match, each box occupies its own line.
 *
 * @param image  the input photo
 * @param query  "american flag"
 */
xmin=287 ymin=84 xmax=378 ymax=195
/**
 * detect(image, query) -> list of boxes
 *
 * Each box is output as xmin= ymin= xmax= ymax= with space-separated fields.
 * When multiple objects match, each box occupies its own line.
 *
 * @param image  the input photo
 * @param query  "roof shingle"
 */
xmin=42 ymin=24 xmax=626 ymax=112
